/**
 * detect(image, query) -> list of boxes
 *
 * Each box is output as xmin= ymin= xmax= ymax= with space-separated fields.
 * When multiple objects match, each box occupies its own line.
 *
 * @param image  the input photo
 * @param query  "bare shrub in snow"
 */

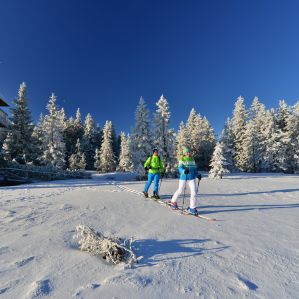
xmin=74 ymin=225 xmax=137 ymax=265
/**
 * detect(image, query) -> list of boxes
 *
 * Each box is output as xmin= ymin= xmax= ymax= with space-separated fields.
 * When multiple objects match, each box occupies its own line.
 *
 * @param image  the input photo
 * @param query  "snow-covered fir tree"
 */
xmin=69 ymin=139 xmax=86 ymax=170
xmin=40 ymin=93 xmax=66 ymax=169
xmin=74 ymin=108 xmax=84 ymax=137
xmin=198 ymin=116 xmax=217 ymax=170
xmin=81 ymin=113 xmax=97 ymax=170
xmin=175 ymin=121 xmax=189 ymax=162
xmin=153 ymin=95 xmax=176 ymax=175
xmin=232 ymin=96 xmax=247 ymax=171
xmin=111 ymin=123 xmax=120 ymax=161
xmin=242 ymin=120 xmax=260 ymax=172
xmin=292 ymin=102 xmax=299 ymax=172
xmin=31 ymin=114 xmax=45 ymax=165
xmin=186 ymin=108 xmax=216 ymax=170
xmin=219 ymin=118 xmax=235 ymax=172
xmin=242 ymin=97 xmax=266 ymax=172
xmin=94 ymin=123 xmax=102 ymax=150
xmin=64 ymin=108 xmax=84 ymax=167
xmin=94 ymin=148 xmax=101 ymax=171
xmin=97 ymin=120 xmax=116 ymax=172
xmin=281 ymin=100 xmax=297 ymax=173
xmin=209 ymin=142 xmax=230 ymax=179
xmin=0 ymin=128 xmax=7 ymax=166
xmin=118 ymin=132 xmax=133 ymax=172
xmin=272 ymin=100 xmax=293 ymax=173
xmin=2 ymin=82 xmax=35 ymax=164
xmin=130 ymin=97 xmax=152 ymax=176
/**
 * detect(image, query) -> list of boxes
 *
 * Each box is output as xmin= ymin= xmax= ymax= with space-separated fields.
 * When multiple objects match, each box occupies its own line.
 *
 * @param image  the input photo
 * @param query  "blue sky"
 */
xmin=1 ymin=0 xmax=299 ymax=136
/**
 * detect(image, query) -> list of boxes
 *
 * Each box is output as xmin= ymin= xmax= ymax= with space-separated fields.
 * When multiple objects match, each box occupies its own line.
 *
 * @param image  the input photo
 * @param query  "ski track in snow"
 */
xmin=0 ymin=173 xmax=298 ymax=298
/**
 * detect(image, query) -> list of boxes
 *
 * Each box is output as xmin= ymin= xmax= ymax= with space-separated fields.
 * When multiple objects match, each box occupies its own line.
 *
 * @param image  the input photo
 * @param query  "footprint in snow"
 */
xmin=25 ymin=279 xmax=53 ymax=298
xmin=0 ymin=280 xmax=20 ymax=295
xmin=0 ymin=287 xmax=9 ymax=294
xmin=60 ymin=204 xmax=73 ymax=211
xmin=0 ymin=246 xmax=9 ymax=255
xmin=236 ymin=274 xmax=258 ymax=291
xmin=15 ymin=256 xmax=35 ymax=267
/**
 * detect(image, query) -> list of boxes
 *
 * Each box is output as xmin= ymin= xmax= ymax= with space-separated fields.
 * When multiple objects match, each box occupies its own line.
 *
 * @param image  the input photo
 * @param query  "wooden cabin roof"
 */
xmin=0 ymin=97 xmax=9 ymax=106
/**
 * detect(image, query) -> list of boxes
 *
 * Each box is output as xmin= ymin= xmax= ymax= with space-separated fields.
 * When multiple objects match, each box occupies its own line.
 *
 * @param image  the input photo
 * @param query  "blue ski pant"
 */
xmin=144 ymin=173 xmax=160 ymax=193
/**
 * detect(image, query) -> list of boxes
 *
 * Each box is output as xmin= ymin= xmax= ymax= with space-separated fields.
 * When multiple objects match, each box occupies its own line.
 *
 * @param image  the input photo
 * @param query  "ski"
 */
xmin=182 ymin=209 xmax=217 ymax=221
xmin=149 ymin=197 xmax=218 ymax=221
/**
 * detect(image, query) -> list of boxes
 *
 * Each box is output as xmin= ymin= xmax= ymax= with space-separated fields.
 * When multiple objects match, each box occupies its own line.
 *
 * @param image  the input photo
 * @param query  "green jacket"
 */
xmin=144 ymin=155 xmax=165 ymax=174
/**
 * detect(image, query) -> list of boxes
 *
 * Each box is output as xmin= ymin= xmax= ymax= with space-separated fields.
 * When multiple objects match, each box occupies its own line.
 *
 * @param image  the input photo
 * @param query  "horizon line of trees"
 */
xmin=1 ymin=82 xmax=299 ymax=178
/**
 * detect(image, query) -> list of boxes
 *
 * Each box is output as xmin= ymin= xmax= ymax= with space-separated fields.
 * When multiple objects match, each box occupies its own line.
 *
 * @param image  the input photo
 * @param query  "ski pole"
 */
xmin=158 ymin=174 xmax=163 ymax=194
xmin=196 ymin=178 xmax=200 ymax=194
xmin=196 ymin=174 xmax=202 ymax=194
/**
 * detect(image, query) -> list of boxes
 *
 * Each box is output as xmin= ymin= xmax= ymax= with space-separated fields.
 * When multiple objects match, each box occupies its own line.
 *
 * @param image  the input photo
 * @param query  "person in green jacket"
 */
xmin=143 ymin=148 xmax=165 ymax=199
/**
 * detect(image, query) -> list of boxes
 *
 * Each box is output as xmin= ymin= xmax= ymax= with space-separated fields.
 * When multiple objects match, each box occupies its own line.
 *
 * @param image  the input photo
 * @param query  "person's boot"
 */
xmin=142 ymin=191 xmax=149 ymax=198
xmin=170 ymin=202 xmax=178 ymax=210
xmin=152 ymin=191 xmax=160 ymax=200
xmin=187 ymin=207 xmax=198 ymax=216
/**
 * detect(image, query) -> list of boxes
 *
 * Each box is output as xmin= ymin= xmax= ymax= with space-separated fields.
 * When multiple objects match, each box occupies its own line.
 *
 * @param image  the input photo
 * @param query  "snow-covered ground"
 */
xmin=0 ymin=173 xmax=298 ymax=299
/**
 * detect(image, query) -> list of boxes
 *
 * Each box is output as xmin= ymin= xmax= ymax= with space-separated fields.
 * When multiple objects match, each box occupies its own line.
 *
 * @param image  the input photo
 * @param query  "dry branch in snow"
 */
xmin=74 ymin=225 xmax=137 ymax=265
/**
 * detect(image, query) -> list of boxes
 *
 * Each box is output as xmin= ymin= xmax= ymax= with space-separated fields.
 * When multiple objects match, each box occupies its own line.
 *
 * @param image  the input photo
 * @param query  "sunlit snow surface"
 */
xmin=0 ymin=172 xmax=298 ymax=298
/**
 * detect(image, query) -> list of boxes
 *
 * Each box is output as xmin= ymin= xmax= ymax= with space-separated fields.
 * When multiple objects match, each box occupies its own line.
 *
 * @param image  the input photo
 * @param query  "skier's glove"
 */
xmin=197 ymin=174 xmax=202 ymax=180
xmin=144 ymin=166 xmax=151 ymax=171
xmin=184 ymin=169 xmax=190 ymax=175
xmin=161 ymin=172 xmax=165 ymax=178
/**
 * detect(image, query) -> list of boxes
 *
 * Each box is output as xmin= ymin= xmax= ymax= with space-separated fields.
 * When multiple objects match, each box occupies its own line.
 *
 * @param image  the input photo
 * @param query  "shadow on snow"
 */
xmin=200 ymin=188 xmax=299 ymax=197
xmin=134 ymin=238 xmax=229 ymax=267
xmin=198 ymin=203 xmax=299 ymax=215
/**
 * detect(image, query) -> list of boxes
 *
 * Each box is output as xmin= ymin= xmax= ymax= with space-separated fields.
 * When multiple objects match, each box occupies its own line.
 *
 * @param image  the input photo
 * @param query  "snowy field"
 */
xmin=0 ymin=172 xmax=298 ymax=299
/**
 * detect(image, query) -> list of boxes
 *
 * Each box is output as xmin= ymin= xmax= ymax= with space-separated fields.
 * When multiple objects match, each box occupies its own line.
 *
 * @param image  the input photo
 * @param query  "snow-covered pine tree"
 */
xmin=94 ymin=148 xmax=101 ymax=171
xmin=64 ymin=116 xmax=75 ymax=166
xmin=198 ymin=116 xmax=217 ymax=170
xmin=98 ymin=120 xmax=116 ymax=172
xmin=186 ymin=108 xmax=201 ymax=165
xmin=80 ymin=153 xmax=87 ymax=170
xmin=118 ymin=132 xmax=133 ymax=172
xmin=69 ymin=138 xmax=86 ymax=170
xmin=2 ymin=82 xmax=35 ymax=164
xmin=0 ymin=128 xmax=7 ymax=166
xmin=31 ymin=114 xmax=45 ymax=165
xmin=111 ymin=123 xmax=120 ymax=161
xmin=284 ymin=101 xmax=298 ymax=173
xmin=40 ymin=93 xmax=66 ymax=169
xmin=242 ymin=97 xmax=266 ymax=172
xmin=153 ymin=95 xmax=176 ymax=175
xmin=209 ymin=142 xmax=230 ymax=179
xmin=186 ymin=109 xmax=216 ymax=170
xmin=242 ymin=120 xmax=259 ymax=172
xmin=272 ymin=100 xmax=292 ymax=173
xmin=81 ymin=113 xmax=97 ymax=170
xmin=292 ymin=102 xmax=299 ymax=172
xmin=232 ymin=96 xmax=247 ymax=171
xmin=94 ymin=123 xmax=102 ymax=150
xmin=64 ymin=108 xmax=84 ymax=167
xmin=74 ymin=108 xmax=84 ymax=139
xmin=2 ymin=132 xmax=14 ymax=162
xmin=220 ymin=118 xmax=235 ymax=172
xmin=59 ymin=107 xmax=68 ymax=131
xmin=130 ymin=97 xmax=152 ymax=176
xmin=261 ymin=109 xmax=278 ymax=172
xmin=175 ymin=121 xmax=189 ymax=162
